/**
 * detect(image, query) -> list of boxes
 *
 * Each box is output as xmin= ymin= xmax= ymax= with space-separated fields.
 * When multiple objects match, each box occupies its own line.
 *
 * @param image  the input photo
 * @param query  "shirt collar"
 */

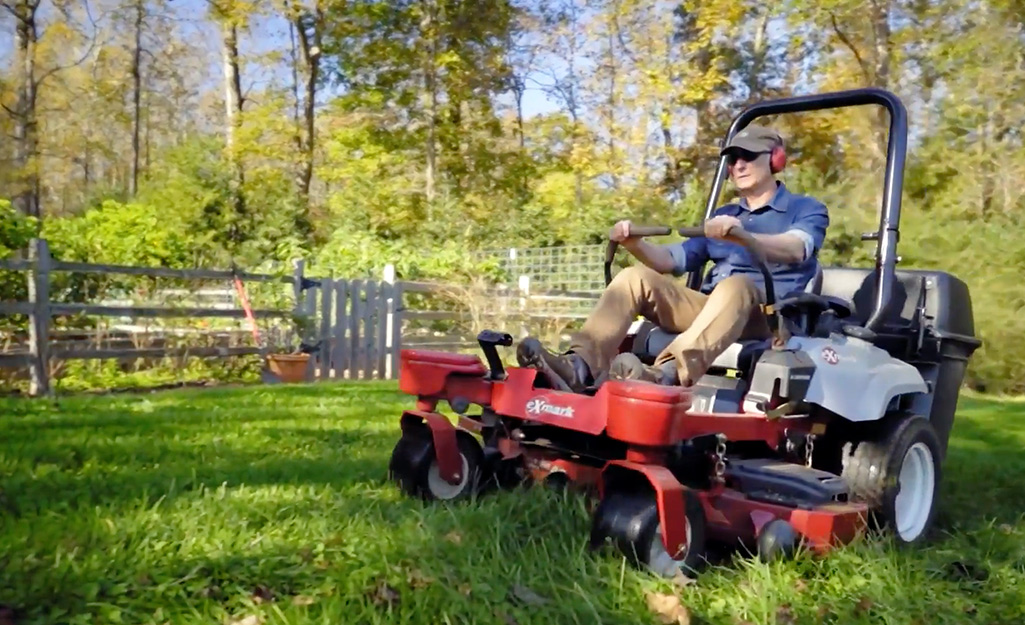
xmin=737 ymin=181 xmax=790 ymax=213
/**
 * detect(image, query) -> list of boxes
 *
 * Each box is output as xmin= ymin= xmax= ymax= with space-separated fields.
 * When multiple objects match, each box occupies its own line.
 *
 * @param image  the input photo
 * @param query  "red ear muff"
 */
xmin=769 ymin=145 xmax=787 ymax=173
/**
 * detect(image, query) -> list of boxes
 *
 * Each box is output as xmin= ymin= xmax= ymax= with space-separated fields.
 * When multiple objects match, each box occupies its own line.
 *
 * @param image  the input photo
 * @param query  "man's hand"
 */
xmin=609 ymin=219 xmax=635 ymax=243
xmin=704 ymin=215 xmax=743 ymax=240
xmin=607 ymin=219 xmax=676 ymax=274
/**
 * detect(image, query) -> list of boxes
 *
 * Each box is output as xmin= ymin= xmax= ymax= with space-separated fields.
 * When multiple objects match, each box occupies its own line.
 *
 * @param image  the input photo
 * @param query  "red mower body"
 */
xmin=394 ymin=348 xmax=869 ymax=561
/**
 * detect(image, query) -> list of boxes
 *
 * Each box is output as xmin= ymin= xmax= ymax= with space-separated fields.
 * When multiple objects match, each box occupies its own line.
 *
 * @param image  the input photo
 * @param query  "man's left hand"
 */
xmin=704 ymin=215 xmax=743 ymax=240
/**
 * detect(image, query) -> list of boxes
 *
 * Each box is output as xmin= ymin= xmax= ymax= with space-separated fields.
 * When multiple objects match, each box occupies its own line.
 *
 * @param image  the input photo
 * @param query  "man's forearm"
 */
xmin=748 ymin=232 xmax=806 ymax=264
xmin=622 ymin=238 xmax=677 ymax=274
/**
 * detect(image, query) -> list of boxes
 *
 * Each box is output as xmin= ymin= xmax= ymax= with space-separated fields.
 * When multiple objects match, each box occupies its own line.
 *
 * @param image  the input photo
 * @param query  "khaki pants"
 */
xmin=568 ymin=265 xmax=771 ymax=385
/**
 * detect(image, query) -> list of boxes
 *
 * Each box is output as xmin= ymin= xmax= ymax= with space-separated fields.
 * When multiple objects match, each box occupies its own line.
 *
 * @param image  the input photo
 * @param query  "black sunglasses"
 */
xmin=725 ymin=149 xmax=770 ymax=165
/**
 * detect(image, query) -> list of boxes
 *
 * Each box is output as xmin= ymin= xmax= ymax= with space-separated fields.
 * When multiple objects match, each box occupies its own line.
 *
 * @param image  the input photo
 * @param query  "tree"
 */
xmin=2 ymin=0 xmax=43 ymax=219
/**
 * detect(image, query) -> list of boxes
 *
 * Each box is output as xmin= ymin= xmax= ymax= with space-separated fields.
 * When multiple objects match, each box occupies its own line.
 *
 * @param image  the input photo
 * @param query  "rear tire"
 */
xmin=841 ymin=414 xmax=942 ymax=544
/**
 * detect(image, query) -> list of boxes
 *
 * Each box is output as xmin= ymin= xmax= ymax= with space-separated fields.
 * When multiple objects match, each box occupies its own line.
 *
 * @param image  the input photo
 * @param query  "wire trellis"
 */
xmin=472 ymin=244 xmax=609 ymax=295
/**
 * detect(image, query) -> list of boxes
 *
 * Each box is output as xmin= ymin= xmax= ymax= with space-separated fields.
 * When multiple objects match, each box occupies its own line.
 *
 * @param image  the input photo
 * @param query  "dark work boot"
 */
xmin=608 ymin=353 xmax=680 ymax=386
xmin=516 ymin=336 xmax=591 ymax=393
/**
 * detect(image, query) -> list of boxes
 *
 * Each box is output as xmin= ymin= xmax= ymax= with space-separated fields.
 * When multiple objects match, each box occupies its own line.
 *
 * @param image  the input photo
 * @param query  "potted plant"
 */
xmin=266 ymin=312 xmax=317 ymax=383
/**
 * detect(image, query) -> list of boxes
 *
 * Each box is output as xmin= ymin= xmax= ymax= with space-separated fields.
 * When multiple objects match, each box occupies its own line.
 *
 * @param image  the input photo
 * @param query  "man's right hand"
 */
xmin=609 ymin=219 xmax=635 ymax=243
xmin=608 ymin=219 xmax=677 ymax=274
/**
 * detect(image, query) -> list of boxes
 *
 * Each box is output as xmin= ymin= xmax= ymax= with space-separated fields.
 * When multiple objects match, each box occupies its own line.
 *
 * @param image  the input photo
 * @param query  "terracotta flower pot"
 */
xmin=266 ymin=353 xmax=311 ymax=383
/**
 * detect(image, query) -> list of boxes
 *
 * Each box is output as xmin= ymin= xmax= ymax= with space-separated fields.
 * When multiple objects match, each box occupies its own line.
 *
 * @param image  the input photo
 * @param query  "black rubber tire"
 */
xmin=388 ymin=426 xmax=435 ymax=498
xmin=841 ymin=414 xmax=942 ymax=545
xmin=389 ymin=428 xmax=483 ymax=502
xmin=590 ymin=489 xmax=707 ymax=578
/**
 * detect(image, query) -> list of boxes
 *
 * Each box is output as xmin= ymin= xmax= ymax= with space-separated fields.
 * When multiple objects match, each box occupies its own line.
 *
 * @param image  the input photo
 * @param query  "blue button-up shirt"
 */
xmin=666 ymin=182 xmax=829 ymax=298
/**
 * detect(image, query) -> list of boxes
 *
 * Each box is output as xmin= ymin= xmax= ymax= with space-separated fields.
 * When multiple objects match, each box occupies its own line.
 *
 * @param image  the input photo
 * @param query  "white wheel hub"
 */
xmin=894 ymin=442 xmax=935 ymax=541
xmin=427 ymin=453 xmax=470 ymax=500
xmin=647 ymin=519 xmax=691 ymax=577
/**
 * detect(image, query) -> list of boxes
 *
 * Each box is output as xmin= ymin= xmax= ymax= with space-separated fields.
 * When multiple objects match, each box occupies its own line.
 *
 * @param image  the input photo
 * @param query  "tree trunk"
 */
xmin=747 ymin=8 xmax=770 ymax=102
xmin=604 ymin=25 xmax=618 ymax=189
xmin=514 ymin=78 xmax=525 ymax=149
xmin=9 ymin=0 xmax=41 ymax=219
xmin=294 ymin=0 xmax=323 ymax=207
xmin=421 ymin=0 xmax=438 ymax=207
xmin=222 ymin=18 xmax=246 ymax=228
xmin=130 ymin=0 xmax=145 ymax=197
xmin=870 ymin=0 xmax=892 ymax=154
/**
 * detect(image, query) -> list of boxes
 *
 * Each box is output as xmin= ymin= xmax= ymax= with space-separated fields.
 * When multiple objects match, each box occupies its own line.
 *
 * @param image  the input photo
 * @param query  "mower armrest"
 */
xmin=775 ymin=293 xmax=853 ymax=319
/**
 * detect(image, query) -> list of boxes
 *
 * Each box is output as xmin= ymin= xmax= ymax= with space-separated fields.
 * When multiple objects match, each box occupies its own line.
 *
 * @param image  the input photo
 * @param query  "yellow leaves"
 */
xmin=645 ymin=590 xmax=692 ymax=625
xmin=208 ymin=0 xmax=261 ymax=26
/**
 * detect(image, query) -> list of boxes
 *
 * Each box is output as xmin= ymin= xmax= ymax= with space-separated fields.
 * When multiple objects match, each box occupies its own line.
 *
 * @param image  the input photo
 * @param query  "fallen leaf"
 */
xmin=458 ymin=583 xmax=473 ymax=597
xmin=794 ymin=579 xmax=808 ymax=593
xmin=407 ymin=569 xmax=434 ymax=589
xmin=227 ymin=615 xmax=262 ymax=625
xmin=645 ymin=591 xmax=690 ymax=625
xmin=292 ymin=595 xmax=315 ymax=606
xmin=444 ymin=531 xmax=463 ymax=545
xmin=671 ymin=571 xmax=696 ymax=588
xmin=999 ymin=524 xmax=1014 ymax=534
xmin=855 ymin=596 xmax=872 ymax=613
xmin=369 ymin=581 xmax=400 ymax=607
xmin=510 ymin=585 xmax=548 ymax=606
xmin=251 ymin=585 xmax=274 ymax=604
xmin=775 ymin=604 xmax=796 ymax=625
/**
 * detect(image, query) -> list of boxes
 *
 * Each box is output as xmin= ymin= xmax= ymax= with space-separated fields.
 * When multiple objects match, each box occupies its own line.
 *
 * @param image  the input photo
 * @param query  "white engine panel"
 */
xmin=753 ymin=334 xmax=927 ymax=422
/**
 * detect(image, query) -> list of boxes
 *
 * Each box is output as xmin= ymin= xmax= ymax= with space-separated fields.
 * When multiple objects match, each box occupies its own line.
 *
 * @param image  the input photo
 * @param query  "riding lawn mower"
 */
xmin=386 ymin=88 xmax=982 ymax=577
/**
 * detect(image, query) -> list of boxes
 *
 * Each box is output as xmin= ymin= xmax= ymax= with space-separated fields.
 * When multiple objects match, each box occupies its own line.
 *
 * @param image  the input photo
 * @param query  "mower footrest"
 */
xmin=725 ymin=459 xmax=849 ymax=508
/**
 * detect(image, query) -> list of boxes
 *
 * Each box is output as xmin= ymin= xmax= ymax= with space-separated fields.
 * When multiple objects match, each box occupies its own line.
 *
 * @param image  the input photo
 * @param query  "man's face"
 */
xmin=727 ymin=148 xmax=773 ymax=192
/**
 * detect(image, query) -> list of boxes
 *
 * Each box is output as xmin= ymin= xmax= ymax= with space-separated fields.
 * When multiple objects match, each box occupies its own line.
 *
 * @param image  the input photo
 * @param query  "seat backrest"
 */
xmin=819 ymin=266 xmax=976 ymax=338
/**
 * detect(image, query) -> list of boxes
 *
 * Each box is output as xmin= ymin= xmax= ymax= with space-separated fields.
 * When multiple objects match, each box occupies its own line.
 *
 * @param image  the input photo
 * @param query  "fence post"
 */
xmin=383 ymin=264 xmax=396 ymax=379
xmin=518 ymin=274 xmax=530 ymax=339
xmin=319 ymin=278 xmax=334 ymax=381
xmin=291 ymin=259 xmax=305 ymax=349
xmin=389 ymin=278 xmax=403 ymax=381
xmin=27 ymin=238 xmax=52 ymax=397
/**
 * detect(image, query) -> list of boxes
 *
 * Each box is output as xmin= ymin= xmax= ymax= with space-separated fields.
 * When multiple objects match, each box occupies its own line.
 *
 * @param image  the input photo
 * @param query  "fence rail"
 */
xmin=1 ymin=239 xmax=601 ymax=396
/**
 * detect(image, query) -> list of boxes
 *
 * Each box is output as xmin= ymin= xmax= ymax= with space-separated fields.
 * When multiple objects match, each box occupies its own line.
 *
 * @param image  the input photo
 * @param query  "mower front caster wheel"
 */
xmin=389 ymin=428 xmax=483 ymax=502
xmin=590 ymin=490 xmax=707 ymax=578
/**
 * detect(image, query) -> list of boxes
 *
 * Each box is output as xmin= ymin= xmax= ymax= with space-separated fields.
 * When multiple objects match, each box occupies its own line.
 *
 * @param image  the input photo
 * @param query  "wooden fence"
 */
xmin=0 ymin=239 xmax=601 ymax=396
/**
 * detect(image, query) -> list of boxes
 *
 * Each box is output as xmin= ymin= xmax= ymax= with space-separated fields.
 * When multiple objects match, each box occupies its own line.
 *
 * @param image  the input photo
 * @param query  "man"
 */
xmin=516 ymin=124 xmax=829 ymax=391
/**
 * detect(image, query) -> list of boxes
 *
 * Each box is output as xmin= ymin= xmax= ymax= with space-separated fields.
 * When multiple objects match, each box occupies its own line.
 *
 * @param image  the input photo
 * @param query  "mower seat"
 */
xmin=634 ymin=266 xmax=825 ymax=375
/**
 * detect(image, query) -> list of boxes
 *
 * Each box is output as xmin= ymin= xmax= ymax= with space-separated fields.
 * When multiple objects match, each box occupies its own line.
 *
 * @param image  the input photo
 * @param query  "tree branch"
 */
xmin=830 ymin=12 xmax=871 ymax=83
xmin=33 ymin=0 xmax=101 ymax=89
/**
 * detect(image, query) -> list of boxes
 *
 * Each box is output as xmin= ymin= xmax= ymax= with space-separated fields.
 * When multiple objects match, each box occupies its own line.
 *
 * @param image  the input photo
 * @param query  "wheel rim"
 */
xmin=646 ymin=519 xmax=691 ymax=577
xmin=894 ymin=442 xmax=935 ymax=541
xmin=426 ymin=453 xmax=470 ymax=500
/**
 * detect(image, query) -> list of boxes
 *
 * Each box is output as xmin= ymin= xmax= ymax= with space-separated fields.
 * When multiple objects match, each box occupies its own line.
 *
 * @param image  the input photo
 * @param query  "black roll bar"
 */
xmin=692 ymin=87 xmax=908 ymax=332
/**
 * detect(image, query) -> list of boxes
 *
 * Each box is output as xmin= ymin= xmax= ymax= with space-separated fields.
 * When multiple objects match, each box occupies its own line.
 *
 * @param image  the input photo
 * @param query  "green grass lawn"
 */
xmin=1 ymin=383 xmax=1024 ymax=625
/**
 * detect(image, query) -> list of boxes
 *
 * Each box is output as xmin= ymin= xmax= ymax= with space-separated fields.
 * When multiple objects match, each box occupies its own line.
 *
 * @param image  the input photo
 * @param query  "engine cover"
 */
xmin=744 ymin=349 xmax=815 ymax=412
xmin=690 ymin=375 xmax=746 ymax=414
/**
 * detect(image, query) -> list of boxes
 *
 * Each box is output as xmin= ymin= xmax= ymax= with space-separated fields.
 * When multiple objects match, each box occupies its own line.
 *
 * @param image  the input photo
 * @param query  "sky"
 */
xmin=0 ymin=0 xmax=568 ymax=122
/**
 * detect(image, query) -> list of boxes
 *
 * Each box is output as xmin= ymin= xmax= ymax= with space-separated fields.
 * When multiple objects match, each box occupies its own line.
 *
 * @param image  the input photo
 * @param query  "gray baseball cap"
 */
xmin=720 ymin=124 xmax=783 ymax=155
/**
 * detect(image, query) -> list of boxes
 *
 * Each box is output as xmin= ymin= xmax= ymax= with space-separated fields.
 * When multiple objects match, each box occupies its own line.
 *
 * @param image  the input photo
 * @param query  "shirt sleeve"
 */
xmin=666 ymin=236 xmax=708 ymax=276
xmin=787 ymin=198 xmax=829 ymax=261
